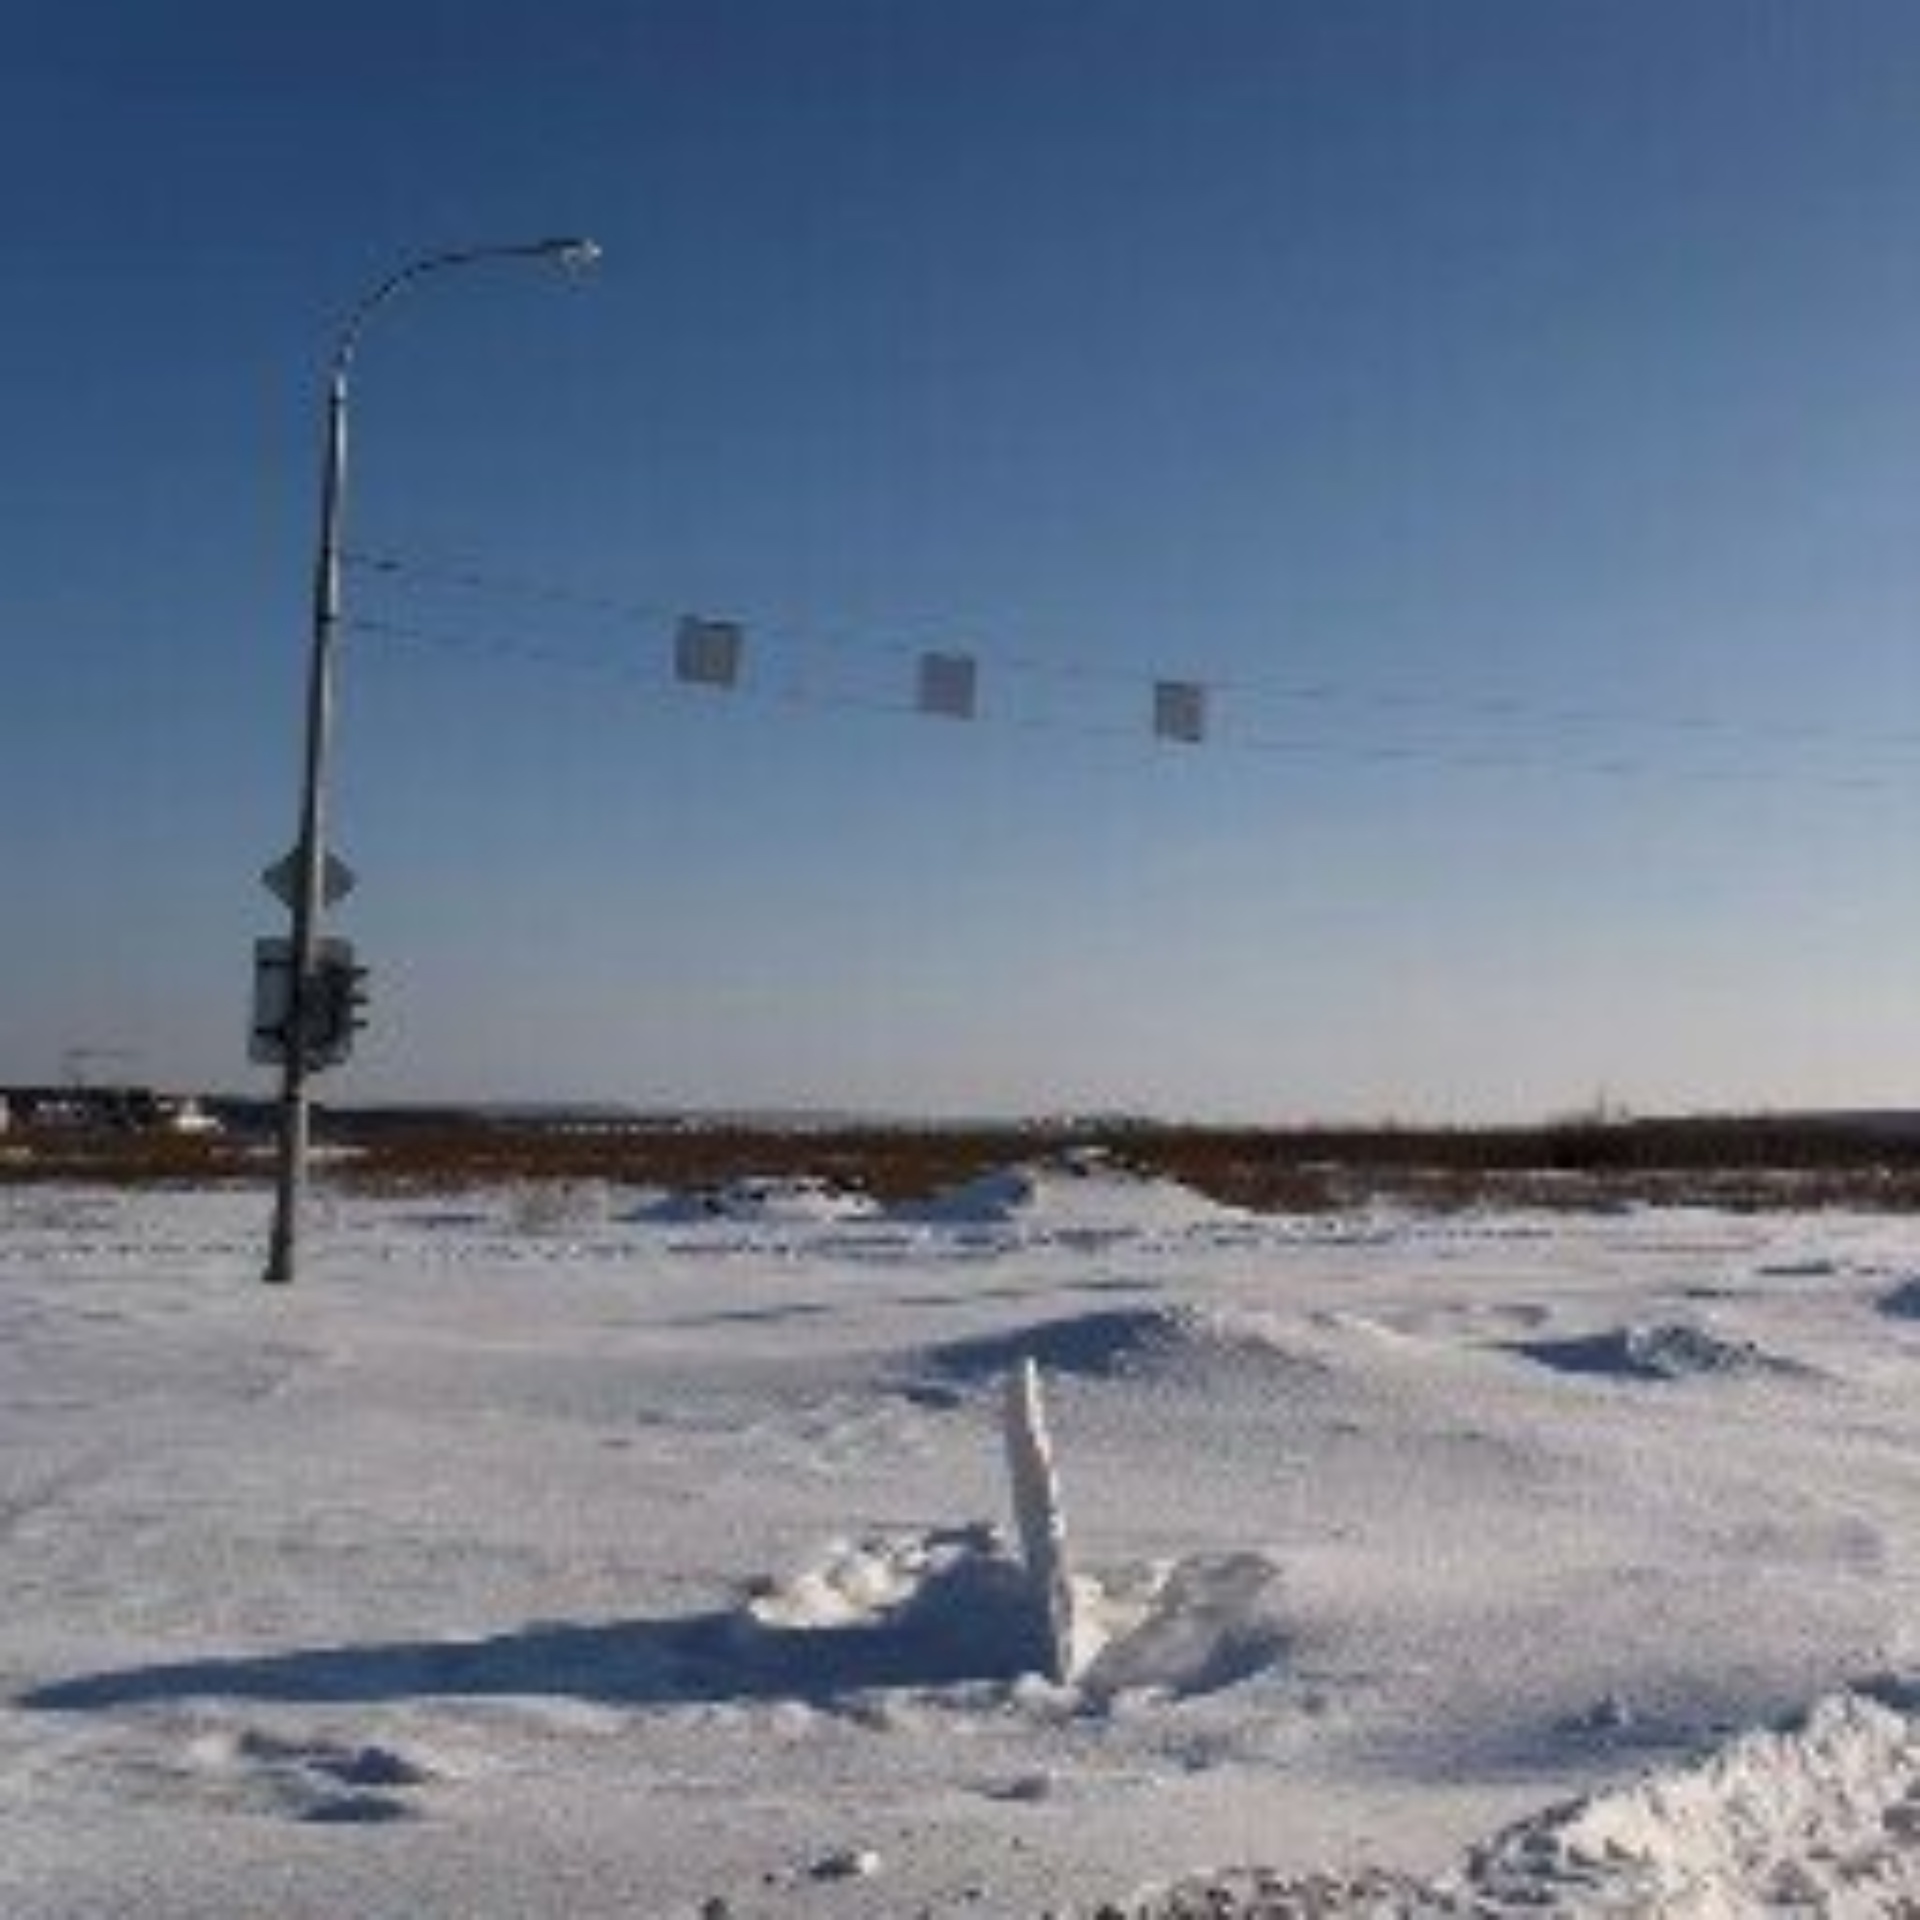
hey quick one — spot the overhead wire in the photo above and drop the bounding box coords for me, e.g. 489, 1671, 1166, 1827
346, 544, 1920, 760
346, 605, 1902, 798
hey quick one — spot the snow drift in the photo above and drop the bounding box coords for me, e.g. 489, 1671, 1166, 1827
924, 1304, 1324, 1387
1514, 1320, 1800, 1384
1458, 1689, 1920, 1912
894, 1155, 1242, 1238
1137, 1690, 1920, 1915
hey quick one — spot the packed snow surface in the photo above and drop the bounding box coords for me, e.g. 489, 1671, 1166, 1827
7, 1169, 1920, 1915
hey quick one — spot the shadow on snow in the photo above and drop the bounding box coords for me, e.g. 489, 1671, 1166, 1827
22, 1611, 1037, 1716
21, 1559, 1043, 1716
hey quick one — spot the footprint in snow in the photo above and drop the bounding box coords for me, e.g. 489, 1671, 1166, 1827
186, 1729, 437, 1824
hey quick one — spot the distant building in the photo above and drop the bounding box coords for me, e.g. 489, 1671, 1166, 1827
0, 1086, 214, 1133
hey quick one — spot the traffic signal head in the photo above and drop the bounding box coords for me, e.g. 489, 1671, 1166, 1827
312, 947, 370, 1064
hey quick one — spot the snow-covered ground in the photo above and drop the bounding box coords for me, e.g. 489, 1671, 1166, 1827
5, 1165, 1920, 1915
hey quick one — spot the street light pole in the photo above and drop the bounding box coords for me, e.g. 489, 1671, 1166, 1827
263, 238, 600, 1286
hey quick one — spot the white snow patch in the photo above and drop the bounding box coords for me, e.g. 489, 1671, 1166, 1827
636, 1176, 879, 1226
1140, 1690, 1920, 1915
895, 1155, 1241, 1237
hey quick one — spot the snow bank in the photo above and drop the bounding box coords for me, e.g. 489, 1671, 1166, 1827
1137, 1690, 1920, 1915
895, 1154, 1240, 1237
925, 1304, 1322, 1387
1459, 1690, 1920, 1912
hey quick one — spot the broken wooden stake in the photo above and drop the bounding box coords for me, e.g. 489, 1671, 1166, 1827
1002, 1356, 1082, 1684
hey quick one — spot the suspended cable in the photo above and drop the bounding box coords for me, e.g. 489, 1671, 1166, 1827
346, 612, 1905, 797
345, 544, 1920, 759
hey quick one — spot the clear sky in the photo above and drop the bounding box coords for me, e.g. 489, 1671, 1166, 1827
8, 0, 1920, 1121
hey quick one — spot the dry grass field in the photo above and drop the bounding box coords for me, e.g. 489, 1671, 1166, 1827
12, 1110, 1920, 1212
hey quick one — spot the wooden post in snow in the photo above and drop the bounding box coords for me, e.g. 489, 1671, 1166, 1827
1002, 1357, 1081, 1685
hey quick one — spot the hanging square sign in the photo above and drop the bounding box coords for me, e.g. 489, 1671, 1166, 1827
674, 616, 744, 688
1153, 678, 1206, 744
917, 650, 978, 720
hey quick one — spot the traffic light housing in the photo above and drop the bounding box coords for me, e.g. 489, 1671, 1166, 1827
313, 947, 370, 1066
250, 938, 369, 1072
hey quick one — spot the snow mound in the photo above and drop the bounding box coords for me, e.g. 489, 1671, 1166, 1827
896, 1155, 1237, 1236
734, 1524, 1040, 1676
1457, 1690, 1920, 1911
1077, 1552, 1288, 1705
730, 1531, 1286, 1707
1514, 1320, 1799, 1384
1135, 1692, 1920, 1915
636, 1176, 878, 1226
924, 1305, 1318, 1387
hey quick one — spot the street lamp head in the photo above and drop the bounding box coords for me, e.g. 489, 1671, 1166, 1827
543, 237, 603, 272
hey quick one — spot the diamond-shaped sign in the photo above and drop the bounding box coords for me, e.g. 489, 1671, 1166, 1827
262, 851, 356, 910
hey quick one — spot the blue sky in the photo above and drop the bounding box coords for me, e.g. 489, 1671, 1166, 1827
8, 0, 1920, 1120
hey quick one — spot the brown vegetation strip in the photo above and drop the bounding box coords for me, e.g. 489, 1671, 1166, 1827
10, 1115, 1920, 1213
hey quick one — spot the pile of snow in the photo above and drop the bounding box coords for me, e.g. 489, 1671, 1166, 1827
730, 1530, 1288, 1708
895, 1152, 1240, 1238
1075, 1552, 1288, 1704
1514, 1319, 1799, 1383
1456, 1690, 1920, 1911
741, 1525, 1029, 1640
1136, 1691, 1920, 1915
635, 1175, 878, 1226
924, 1304, 1321, 1387
727, 1525, 1044, 1687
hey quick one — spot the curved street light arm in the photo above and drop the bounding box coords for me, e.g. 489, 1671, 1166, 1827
330, 237, 601, 385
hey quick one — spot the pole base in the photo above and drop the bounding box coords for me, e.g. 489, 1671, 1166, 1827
262, 1224, 296, 1286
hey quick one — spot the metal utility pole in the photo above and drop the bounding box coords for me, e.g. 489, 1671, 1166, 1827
262, 238, 601, 1286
